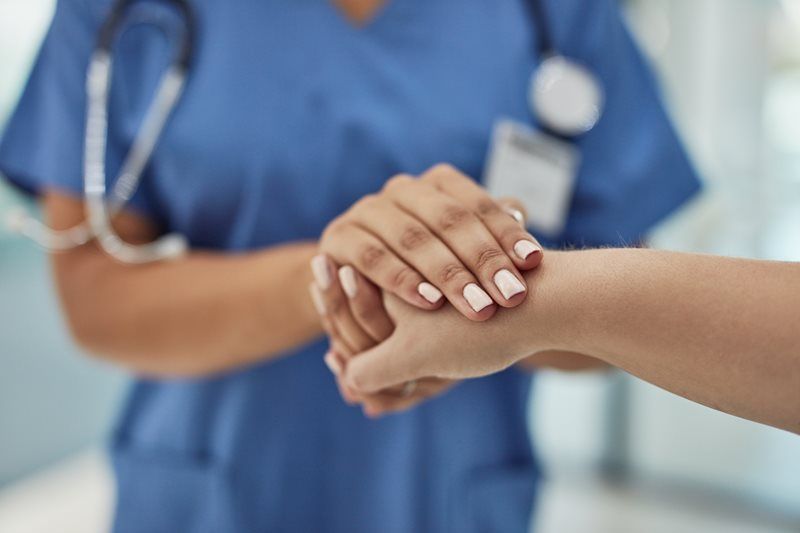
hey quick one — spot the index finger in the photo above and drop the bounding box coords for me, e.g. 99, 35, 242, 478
421, 165, 543, 270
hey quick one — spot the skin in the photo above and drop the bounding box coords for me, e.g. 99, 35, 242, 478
44, 193, 322, 377
40, 1, 596, 384
312, 166, 606, 415
333, 0, 388, 24
318, 164, 543, 322
340, 250, 800, 434
314, 260, 605, 417
44, 166, 537, 377
38, 0, 401, 378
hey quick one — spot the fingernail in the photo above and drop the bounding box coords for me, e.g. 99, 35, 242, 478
311, 255, 332, 289
463, 283, 493, 313
417, 282, 443, 304
324, 352, 342, 375
310, 284, 326, 315
514, 240, 541, 261
339, 266, 358, 298
494, 269, 526, 300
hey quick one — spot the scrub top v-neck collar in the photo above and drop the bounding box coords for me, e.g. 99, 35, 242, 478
323, 0, 398, 33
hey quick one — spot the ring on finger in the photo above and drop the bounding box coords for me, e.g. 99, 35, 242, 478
400, 379, 418, 398
502, 206, 526, 227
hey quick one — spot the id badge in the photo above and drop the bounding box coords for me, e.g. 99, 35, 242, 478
484, 120, 580, 237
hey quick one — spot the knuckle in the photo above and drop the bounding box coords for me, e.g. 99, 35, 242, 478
323, 216, 344, 234
349, 373, 368, 393
428, 163, 457, 177
389, 266, 416, 290
474, 246, 506, 271
475, 199, 501, 219
358, 244, 387, 271
383, 174, 414, 193
439, 263, 469, 284
398, 225, 431, 251
320, 219, 345, 244
438, 205, 471, 232
353, 194, 379, 212
353, 301, 381, 323
327, 295, 345, 315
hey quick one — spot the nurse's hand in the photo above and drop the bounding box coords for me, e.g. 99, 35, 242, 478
309, 261, 457, 417
318, 164, 542, 322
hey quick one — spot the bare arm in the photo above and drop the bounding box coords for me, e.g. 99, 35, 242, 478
549, 249, 800, 432
516, 350, 609, 372
345, 249, 800, 433
46, 193, 321, 378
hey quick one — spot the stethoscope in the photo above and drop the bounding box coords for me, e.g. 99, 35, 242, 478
7, 0, 194, 263
528, 0, 605, 138
6, 0, 602, 264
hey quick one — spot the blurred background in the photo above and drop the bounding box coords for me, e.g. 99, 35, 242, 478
0, 0, 798, 532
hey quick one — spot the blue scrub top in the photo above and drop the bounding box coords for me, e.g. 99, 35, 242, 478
0, 0, 700, 532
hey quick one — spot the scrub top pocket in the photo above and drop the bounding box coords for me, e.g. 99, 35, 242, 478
111, 445, 245, 533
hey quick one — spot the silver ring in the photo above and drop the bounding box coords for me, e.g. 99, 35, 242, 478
503, 206, 526, 227
400, 380, 418, 398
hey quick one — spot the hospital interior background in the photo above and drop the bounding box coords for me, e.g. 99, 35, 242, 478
0, 0, 799, 531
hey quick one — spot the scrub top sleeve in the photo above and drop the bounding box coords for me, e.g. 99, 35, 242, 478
0, 0, 159, 221
551, 0, 702, 247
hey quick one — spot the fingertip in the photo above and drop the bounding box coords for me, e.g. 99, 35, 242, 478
404, 291, 443, 311
338, 265, 358, 298
463, 302, 498, 322
309, 283, 327, 316
513, 239, 543, 269
417, 282, 444, 305
311, 254, 334, 290
362, 405, 380, 419
323, 351, 342, 375
495, 290, 527, 309
527, 248, 544, 269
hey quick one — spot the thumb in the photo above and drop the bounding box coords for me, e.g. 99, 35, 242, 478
343, 336, 422, 394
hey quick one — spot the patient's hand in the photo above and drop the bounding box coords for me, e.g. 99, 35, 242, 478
309, 259, 456, 417
338, 279, 554, 395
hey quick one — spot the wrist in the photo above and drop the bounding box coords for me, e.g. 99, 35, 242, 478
257, 241, 322, 332
511, 251, 587, 358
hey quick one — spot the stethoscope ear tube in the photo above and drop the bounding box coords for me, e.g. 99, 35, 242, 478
5, 0, 194, 263
84, 48, 188, 263
98, 0, 195, 69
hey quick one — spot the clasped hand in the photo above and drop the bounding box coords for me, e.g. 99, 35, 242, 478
309, 164, 544, 417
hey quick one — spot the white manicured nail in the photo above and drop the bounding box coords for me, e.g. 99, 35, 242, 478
311, 255, 332, 289
417, 282, 443, 304
310, 284, 326, 315
514, 240, 541, 261
324, 352, 342, 375
463, 283, 493, 313
339, 266, 358, 298
494, 269, 526, 300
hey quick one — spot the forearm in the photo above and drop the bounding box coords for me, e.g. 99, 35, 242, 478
525, 249, 800, 432
57, 242, 321, 377
517, 351, 609, 372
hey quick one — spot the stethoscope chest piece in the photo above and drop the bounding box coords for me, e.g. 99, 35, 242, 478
529, 55, 604, 137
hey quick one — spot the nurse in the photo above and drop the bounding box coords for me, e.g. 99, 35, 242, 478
0, 2, 699, 533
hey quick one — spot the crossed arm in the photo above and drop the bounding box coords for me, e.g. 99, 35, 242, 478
44, 164, 580, 378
